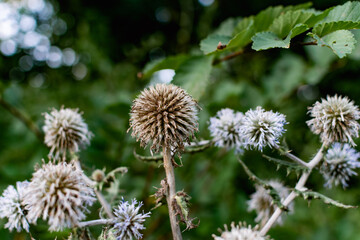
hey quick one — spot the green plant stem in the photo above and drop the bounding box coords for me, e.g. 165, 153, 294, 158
163, 145, 183, 240
260, 144, 325, 236
0, 96, 43, 141
275, 145, 309, 168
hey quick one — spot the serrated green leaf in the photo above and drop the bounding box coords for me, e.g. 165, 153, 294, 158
295, 189, 357, 209
172, 55, 213, 100
308, 30, 356, 58
142, 54, 189, 79
313, 1, 360, 36
262, 154, 308, 173
226, 19, 254, 50
252, 32, 291, 50
213, 17, 242, 36
200, 34, 232, 54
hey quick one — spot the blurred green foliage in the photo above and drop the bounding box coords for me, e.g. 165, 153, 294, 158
1, 0, 360, 239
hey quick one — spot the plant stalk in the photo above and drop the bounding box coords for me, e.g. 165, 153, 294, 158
163, 145, 183, 240
77, 219, 113, 228
260, 144, 325, 236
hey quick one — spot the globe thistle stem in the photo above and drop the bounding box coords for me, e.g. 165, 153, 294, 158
77, 219, 113, 228
73, 158, 115, 219
163, 145, 183, 240
260, 144, 325, 236
274, 145, 309, 168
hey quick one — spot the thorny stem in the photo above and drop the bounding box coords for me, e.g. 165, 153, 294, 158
73, 158, 115, 219
163, 145, 183, 240
77, 219, 113, 228
260, 144, 325, 236
275, 145, 309, 168
0, 95, 43, 141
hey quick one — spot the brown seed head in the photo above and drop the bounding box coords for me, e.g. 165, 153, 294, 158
129, 84, 199, 153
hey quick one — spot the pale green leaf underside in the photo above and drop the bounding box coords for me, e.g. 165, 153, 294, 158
142, 54, 189, 79
172, 55, 213, 100
200, 35, 232, 54
252, 32, 291, 50
308, 30, 356, 58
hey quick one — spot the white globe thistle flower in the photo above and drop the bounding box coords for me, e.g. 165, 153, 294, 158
111, 198, 151, 240
212, 222, 271, 240
241, 107, 287, 151
23, 161, 96, 231
209, 108, 247, 153
0, 181, 29, 232
43, 107, 93, 159
247, 180, 292, 226
321, 143, 360, 189
307, 95, 360, 146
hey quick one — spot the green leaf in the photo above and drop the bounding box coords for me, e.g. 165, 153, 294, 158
238, 158, 288, 211
172, 55, 213, 100
294, 189, 357, 209
226, 19, 254, 50
252, 32, 291, 51
200, 34, 232, 54
142, 54, 189, 79
262, 154, 308, 175
308, 30, 357, 58
313, 1, 360, 36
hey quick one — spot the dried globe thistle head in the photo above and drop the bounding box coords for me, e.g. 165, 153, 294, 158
43, 106, 93, 160
247, 180, 292, 226
129, 84, 199, 154
111, 198, 151, 240
23, 161, 96, 231
307, 95, 360, 146
241, 106, 287, 151
208, 108, 247, 153
212, 222, 271, 240
0, 181, 30, 232
321, 143, 360, 189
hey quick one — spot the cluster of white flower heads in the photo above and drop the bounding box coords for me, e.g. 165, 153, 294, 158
111, 198, 151, 240
209, 108, 247, 153
43, 107, 92, 159
321, 143, 360, 189
241, 107, 287, 151
307, 95, 360, 146
247, 180, 292, 226
212, 222, 271, 240
0, 181, 29, 232
23, 161, 96, 231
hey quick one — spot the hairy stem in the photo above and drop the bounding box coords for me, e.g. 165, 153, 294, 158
77, 219, 113, 228
163, 145, 183, 240
260, 144, 325, 236
0, 96, 43, 141
73, 158, 115, 218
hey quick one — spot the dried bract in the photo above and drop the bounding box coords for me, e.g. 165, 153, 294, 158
129, 84, 199, 153
307, 95, 360, 146
23, 161, 96, 231
43, 107, 92, 159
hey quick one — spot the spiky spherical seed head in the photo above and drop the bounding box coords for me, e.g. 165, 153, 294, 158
247, 180, 292, 226
212, 222, 271, 240
22, 161, 96, 231
129, 84, 199, 154
241, 107, 287, 151
111, 198, 151, 240
209, 108, 247, 153
0, 181, 29, 232
43, 107, 93, 159
307, 95, 360, 146
321, 143, 360, 189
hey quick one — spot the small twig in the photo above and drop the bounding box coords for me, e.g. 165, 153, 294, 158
299, 41, 318, 46
212, 49, 245, 65
163, 145, 183, 240
275, 146, 310, 168
77, 219, 113, 228
260, 144, 325, 236
0, 96, 43, 141
73, 158, 115, 219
